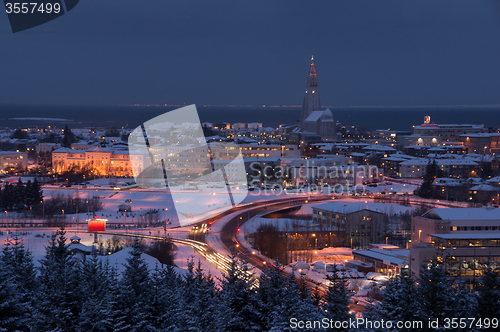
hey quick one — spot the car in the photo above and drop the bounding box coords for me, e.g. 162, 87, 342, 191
125, 199, 132, 203
368, 183, 378, 187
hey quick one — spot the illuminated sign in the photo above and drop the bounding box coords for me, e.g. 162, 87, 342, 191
87, 217, 106, 232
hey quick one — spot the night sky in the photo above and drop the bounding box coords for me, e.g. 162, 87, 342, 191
1, 0, 500, 107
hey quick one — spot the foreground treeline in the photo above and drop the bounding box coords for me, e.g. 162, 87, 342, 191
1, 232, 499, 332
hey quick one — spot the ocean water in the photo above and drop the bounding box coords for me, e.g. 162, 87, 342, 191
0, 104, 499, 131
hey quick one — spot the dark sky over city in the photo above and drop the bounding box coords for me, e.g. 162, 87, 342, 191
1, 0, 500, 107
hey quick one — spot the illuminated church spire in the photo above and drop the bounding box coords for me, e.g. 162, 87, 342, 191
300, 55, 321, 125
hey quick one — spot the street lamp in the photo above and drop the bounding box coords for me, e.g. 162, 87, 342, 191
418, 229, 422, 243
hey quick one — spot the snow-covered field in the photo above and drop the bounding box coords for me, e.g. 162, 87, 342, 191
34, 180, 310, 228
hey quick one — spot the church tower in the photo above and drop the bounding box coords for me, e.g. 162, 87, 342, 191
300, 56, 321, 125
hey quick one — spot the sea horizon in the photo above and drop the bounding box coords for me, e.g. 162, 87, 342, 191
1, 103, 499, 132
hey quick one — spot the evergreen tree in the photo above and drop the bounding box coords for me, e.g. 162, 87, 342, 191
25, 180, 34, 208
266, 270, 323, 331
256, 264, 286, 328
78, 249, 113, 332
33, 178, 43, 205
149, 264, 182, 331
104, 259, 124, 332
323, 271, 351, 327
180, 260, 222, 331
25, 178, 43, 209
477, 266, 500, 318
416, 259, 456, 329
418, 159, 444, 198
62, 125, 75, 148
452, 282, 478, 323
14, 178, 26, 211
3, 182, 15, 211
377, 271, 421, 331
0, 185, 4, 211
219, 256, 260, 332
34, 230, 82, 332
0, 235, 35, 331
114, 238, 152, 332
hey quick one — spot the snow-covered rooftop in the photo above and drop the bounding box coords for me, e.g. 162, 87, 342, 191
469, 184, 498, 192
426, 207, 500, 221
429, 233, 500, 240
311, 202, 411, 215
353, 249, 408, 265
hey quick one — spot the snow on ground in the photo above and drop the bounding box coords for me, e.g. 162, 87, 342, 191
38, 184, 308, 228
1, 176, 39, 183
100, 246, 186, 277
0, 230, 99, 267
0, 230, 186, 277
35, 178, 418, 230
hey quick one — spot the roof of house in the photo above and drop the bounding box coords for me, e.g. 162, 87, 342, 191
353, 249, 408, 265
312, 202, 386, 215
486, 176, 500, 185
469, 184, 498, 192
429, 233, 500, 240
425, 207, 500, 221
68, 243, 93, 253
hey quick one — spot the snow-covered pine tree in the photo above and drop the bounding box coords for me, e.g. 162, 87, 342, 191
35, 230, 82, 332
219, 255, 260, 332
149, 264, 182, 331
323, 270, 351, 326
103, 259, 124, 332
256, 264, 286, 329
416, 259, 456, 327
25, 180, 34, 208
477, 266, 500, 318
265, 268, 324, 332
114, 238, 152, 332
376, 270, 421, 330
77, 248, 113, 332
0, 235, 34, 331
180, 260, 222, 331
452, 281, 478, 327
14, 178, 26, 211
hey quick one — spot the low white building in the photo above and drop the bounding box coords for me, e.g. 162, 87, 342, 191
411, 207, 500, 245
